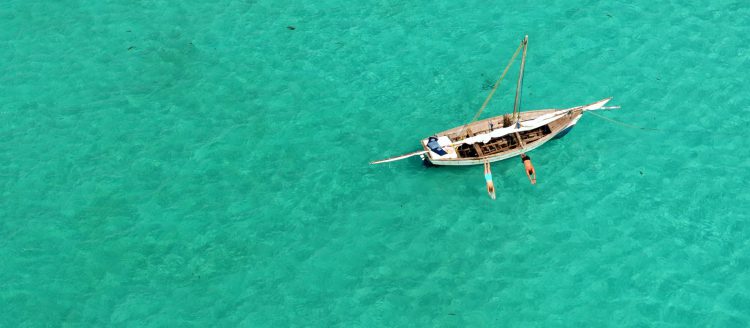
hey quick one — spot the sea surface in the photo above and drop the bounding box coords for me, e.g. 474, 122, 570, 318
2, 0, 749, 326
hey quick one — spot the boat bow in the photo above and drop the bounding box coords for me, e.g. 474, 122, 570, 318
577, 97, 613, 112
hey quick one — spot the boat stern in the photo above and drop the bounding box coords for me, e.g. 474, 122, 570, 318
422, 135, 458, 162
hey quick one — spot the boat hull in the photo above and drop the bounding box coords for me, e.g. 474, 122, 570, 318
422, 98, 608, 166
553, 124, 575, 139
368, 98, 612, 166
426, 113, 581, 166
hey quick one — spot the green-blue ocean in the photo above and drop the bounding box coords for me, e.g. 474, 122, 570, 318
2, 0, 749, 326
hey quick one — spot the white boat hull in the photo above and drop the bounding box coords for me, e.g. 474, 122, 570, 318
426, 114, 581, 166
423, 98, 607, 166
369, 98, 615, 166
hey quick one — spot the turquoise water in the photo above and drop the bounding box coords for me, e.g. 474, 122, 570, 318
2, 0, 750, 326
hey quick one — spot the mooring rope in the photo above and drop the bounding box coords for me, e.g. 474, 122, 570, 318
587, 110, 740, 137
586, 110, 660, 131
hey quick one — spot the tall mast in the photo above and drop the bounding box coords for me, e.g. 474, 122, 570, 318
455, 39, 524, 138
512, 35, 528, 123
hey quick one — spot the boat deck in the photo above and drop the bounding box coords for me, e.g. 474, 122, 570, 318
423, 108, 581, 164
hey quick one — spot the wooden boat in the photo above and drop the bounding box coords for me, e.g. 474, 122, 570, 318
371, 36, 618, 166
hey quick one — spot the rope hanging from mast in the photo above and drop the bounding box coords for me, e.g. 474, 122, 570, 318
456, 39, 525, 137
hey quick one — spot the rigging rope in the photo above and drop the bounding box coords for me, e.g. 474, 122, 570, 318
511, 37, 528, 124
456, 42, 525, 137
587, 111, 741, 137
586, 111, 660, 131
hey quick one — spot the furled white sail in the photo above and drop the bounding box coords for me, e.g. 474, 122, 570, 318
452, 98, 612, 147
453, 112, 565, 146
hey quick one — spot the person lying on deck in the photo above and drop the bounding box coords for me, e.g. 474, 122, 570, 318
484, 160, 496, 199
521, 153, 537, 185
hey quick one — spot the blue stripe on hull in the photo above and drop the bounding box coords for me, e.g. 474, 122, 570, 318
553, 125, 575, 139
